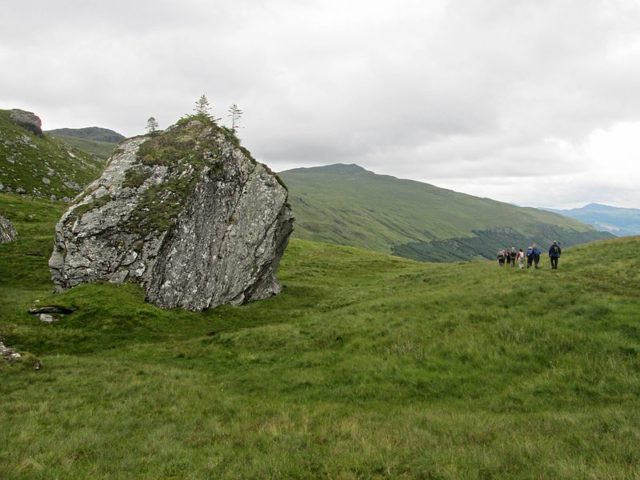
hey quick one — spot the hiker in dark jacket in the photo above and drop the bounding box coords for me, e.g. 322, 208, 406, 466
526, 246, 534, 268
532, 244, 542, 268
510, 247, 517, 267
497, 249, 506, 266
548, 241, 562, 269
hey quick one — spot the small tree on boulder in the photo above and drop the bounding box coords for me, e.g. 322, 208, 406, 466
227, 104, 243, 133
194, 94, 212, 118
146, 117, 159, 134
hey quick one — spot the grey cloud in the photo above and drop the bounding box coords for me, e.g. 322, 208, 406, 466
2, 0, 640, 207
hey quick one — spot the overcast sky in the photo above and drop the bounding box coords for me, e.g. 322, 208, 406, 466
2, 0, 640, 208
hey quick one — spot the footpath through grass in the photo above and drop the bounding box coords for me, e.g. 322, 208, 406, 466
1, 193, 639, 479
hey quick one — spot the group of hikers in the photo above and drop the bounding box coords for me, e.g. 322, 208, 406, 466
497, 241, 562, 270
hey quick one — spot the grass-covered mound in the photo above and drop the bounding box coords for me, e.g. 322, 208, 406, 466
1, 192, 639, 479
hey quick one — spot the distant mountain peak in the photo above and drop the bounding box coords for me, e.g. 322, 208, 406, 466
281, 163, 371, 175
279, 163, 611, 262
322, 163, 368, 173
46, 127, 125, 143
553, 203, 640, 237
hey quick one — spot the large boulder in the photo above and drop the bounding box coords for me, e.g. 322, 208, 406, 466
49, 117, 294, 311
10, 109, 43, 136
0, 214, 17, 243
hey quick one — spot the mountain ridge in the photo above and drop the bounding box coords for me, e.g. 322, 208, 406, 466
46, 127, 125, 160
549, 203, 640, 236
46, 126, 125, 143
279, 163, 611, 262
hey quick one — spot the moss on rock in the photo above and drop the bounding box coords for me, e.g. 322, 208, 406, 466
126, 116, 232, 235
122, 166, 153, 189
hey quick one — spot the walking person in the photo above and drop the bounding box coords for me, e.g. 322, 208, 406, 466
526, 245, 534, 268
510, 247, 517, 267
516, 248, 526, 269
497, 249, 506, 267
549, 240, 562, 269
532, 243, 542, 268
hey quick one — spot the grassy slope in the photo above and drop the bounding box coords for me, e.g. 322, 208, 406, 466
46, 133, 118, 161
0, 110, 105, 199
45, 127, 125, 143
1, 193, 639, 479
280, 164, 609, 260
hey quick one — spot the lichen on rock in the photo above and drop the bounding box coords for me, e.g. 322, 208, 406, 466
0, 339, 41, 370
0, 214, 17, 243
49, 115, 294, 311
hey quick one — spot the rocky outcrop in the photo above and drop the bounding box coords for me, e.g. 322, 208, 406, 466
49, 117, 294, 311
0, 214, 17, 243
10, 109, 43, 136
1, 339, 42, 370
0, 340, 21, 361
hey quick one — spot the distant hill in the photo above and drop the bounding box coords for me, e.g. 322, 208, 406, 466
47, 127, 125, 160
46, 127, 125, 143
550, 203, 640, 237
0, 109, 105, 200
279, 164, 612, 262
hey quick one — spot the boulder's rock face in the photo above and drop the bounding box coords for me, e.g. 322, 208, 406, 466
49, 118, 294, 311
10, 109, 43, 136
0, 214, 17, 243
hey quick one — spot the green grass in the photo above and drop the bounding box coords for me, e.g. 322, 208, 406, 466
1, 193, 639, 479
0, 110, 105, 199
45, 127, 124, 144
46, 134, 118, 161
280, 164, 611, 261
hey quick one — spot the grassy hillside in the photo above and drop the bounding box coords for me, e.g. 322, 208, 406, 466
0, 110, 105, 199
1, 192, 639, 479
280, 164, 611, 261
46, 127, 125, 143
45, 134, 118, 161
47, 127, 125, 161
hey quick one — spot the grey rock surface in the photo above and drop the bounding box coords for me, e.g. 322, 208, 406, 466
38, 313, 58, 323
0, 214, 18, 243
49, 118, 294, 311
9, 109, 43, 136
0, 340, 21, 360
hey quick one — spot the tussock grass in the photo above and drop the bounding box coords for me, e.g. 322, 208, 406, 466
1, 193, 639, 479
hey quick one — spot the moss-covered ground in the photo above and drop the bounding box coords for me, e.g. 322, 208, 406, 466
1, 192, 639, 479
